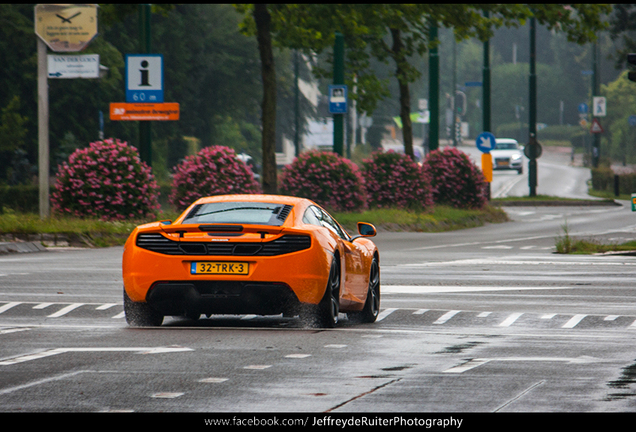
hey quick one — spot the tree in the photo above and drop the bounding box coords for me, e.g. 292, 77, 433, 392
269, 4, 610, 158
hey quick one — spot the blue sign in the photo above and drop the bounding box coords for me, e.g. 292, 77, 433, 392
125, 54, 164, 103
328, 85, 348, 114
629, 115, 636, 127
476, 132, 496, 153
464, 81, 483, 87
578, 103, 588, 114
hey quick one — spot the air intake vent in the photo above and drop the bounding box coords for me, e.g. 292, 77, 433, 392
277, 205, 293, 222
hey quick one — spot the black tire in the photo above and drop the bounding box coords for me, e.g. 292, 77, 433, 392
124, 288, 163, 327
348, 257, 380, 323
302, 258, 340, 328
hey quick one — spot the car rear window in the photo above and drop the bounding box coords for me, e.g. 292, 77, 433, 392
182, 202, 292, 226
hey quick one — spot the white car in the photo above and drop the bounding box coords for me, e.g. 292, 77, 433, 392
491, 138, 524, 174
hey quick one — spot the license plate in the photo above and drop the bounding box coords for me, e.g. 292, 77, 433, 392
191, 262, 249, 275
498, 160, 509, 166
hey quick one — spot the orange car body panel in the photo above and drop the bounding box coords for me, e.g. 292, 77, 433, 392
122, 194, 378, 315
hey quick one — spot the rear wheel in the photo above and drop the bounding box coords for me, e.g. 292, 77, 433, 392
348, 257, 380, 323
302, 258, 340, 328
124, 288, 163, 327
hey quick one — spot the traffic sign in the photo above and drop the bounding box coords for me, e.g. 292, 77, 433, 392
590, 118, 604, 134
629, 115, 636, 127
328, 85, 347, 114
35, 4, 98, 52
110, 103, 179, 121
578, 103, 588, 114
126, 55, 164, 103
47, 54, 99, 79
593, 96, 607, 117
475, 132, 496, 153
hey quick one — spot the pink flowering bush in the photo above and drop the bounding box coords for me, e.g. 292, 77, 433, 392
362, 150, 433, 210
169, 145, 261, 211
51, 138, 160, 220
279, 150, 366, 212
422, 147, 488, 209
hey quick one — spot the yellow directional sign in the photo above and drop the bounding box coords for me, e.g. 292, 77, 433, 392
481, 153, 493, 183
35, 4, 98, 52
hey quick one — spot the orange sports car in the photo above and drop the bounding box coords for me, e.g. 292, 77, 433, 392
122, 194, 380, 328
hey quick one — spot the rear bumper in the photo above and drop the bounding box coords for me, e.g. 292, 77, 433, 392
122, 233, 331, 314
145, 280, 301, 316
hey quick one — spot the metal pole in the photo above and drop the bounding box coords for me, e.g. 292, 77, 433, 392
528, 17, 537, 197
139, 4, 152, 165
37, 38, 50, 219
333, 32, 345, 156
592, 38, 600, 168
294, 50, 300, 157
482, 12, 491, 133
428, 23, 439, 151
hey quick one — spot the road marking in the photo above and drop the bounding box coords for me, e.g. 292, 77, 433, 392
96, 303, 117, 310
444, 356, 601, 374
151, 392, 184, 399
285, 354, 311, 359
33, 303, 53, 309
499, 312, 523, 327
434, 310, 460, 324
541, 313, 557, 319
604, 315, 619, 321
376, 308, 397, 322
0, 302, 21, 314
199, 377, 229, 383
324, 344, 347, 348
562, 314, 587, 328
478, 312, 491, 318
383, 285, 571, 294
0, 346, 193, 366
243, 365, 272, 370
412, 309, 428, 315
47, 303, 83, 317
482, 245, 513, 249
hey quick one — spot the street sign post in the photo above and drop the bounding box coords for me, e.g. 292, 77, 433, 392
593, 96, 607, 117
590, 118, 604, 134
328, 85, 348, 114
475, 131, 496, 153
47, 54, 99, 78
126, 54, 164, 103
110, 103, 179, 121
35, 4, 98, 52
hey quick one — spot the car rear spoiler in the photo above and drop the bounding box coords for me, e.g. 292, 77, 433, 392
160, 224, 284, 238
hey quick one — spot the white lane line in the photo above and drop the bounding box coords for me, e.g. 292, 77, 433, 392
477, 312, 491, 318
604, 315, 619, 321
33, 303, 53, 309
376, 308, 398, 322
0, 346, 193, 366
562, 314, 587, 328
383, 285, 572, 294
112, 311, 125, 319
444, 359, 490, 373
96, 303, 117, 310
284, 354, 311, 359
47, 303, 83, 317
151, 392, 184, 399
198, 377, 229, 383
541, 313, 557, 319
499, 312, 523, 327
434, 310, 460, 324
412, 309, 429, 315
243, 365, 272, 370
0, 302, 21, 314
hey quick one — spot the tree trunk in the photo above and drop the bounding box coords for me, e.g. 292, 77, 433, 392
254, 4, 277, 194
390, 27, 414, 159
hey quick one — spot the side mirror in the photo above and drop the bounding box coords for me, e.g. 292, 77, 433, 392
351, 222, 376, 241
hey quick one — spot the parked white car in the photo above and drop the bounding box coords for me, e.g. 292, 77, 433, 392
491, 138, 524, 174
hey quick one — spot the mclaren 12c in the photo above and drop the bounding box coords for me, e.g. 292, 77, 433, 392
122, 194, 380, 328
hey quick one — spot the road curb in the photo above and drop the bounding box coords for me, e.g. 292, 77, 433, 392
493, 199, 620, 207
0, 241, 48, 255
